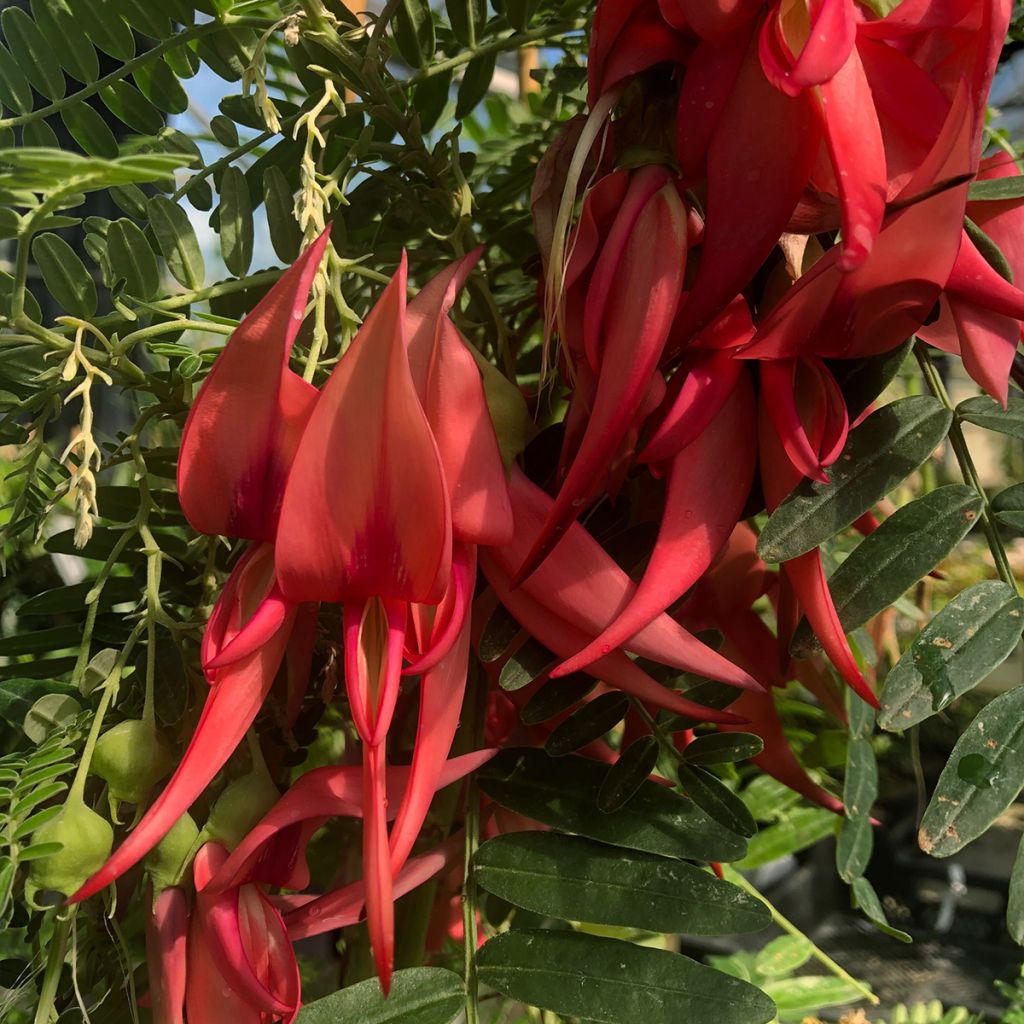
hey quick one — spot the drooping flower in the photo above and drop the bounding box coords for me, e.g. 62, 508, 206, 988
71, 231, 332, 904
274, 251, 510, 991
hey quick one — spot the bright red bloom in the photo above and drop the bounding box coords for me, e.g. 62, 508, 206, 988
145, 886, 188, 1024
71, 232, 331, 904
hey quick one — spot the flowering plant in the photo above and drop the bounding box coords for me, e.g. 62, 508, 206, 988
1, 1, 1023, 1021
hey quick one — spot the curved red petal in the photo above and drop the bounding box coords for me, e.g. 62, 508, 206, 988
178, 231, 328, 542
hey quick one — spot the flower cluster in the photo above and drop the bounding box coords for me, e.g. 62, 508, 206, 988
63, 0, 1024, 1018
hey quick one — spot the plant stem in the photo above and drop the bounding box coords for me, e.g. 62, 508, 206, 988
914, 343, 1019, 592
721, 865, 879, 1006
33, 909, 74, 1024
462, 662, 486, 1024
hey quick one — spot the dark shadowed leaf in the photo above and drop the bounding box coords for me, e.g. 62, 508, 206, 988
521, 673, 596, 726
598, 735, 659, 812
498, 636, 555, 691
479, 748, 747, 861
544, 692, 629, 756
676, 763, 756, 838
683, 732, 764, 766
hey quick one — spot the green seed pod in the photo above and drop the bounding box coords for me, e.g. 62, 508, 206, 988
202, 765, 280, 850
144, 811, 200, 894
90, 719, 174, 806
27, 798, 113, 896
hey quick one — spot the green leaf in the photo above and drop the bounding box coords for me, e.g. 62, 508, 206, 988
757, 396, 952, 563
0, 657, 77, 682
456, 53, 496, 119
61, 104, 119, 158
993, 483, 1024, 531
479, 748, 748, 862
392, 0, 435, 69
74, 0, 135, 60
446, 0, 485, 46
879, 582, 1024, 731
598, 735, 660, 812
762, 975, 868, 1016
498, 636, 555, 691
754, 936, 813, 978
0, 626, 83, 656
836, 816, 872, 883
851, 876, 911, 942
113, 0, 172, 39
107, 218, 160, 299
219, 165, 253, 277
675, 763, 756, 838
210, 113, 239, 148
12, 805, 63, 840
31, 0, 100, 83
474, 833, 769, 934
295, 967, 463, 1023
23, 694, 80, 743
413, 71, 453, 133
957, 389, 1024, 440
683, 733, 764, 766
196, 28, 256, 83
31, 233, 97, 317
18, 841, 65, 861
505, 0, 541, 29
965, 217, 1014, 284
476, 930, 776, 1024
920, 687, 1024, 858
263, 165, 302, 263
791, 486, 982, 656
521, 673, 597, 727
968, 176, 1024, 202
148, 195, 204, 290
17, 577, 138, 616
1, 8, 65, 101
478, 601, 522, 662
133, 60, 189, 115
110, 182, 149, 219
100, 80, 165, 135
544, 692, 629, 757
735, 806, 837, 869
1008, 831, 1024, 945
0, 43, 34, 114
22, 120, 59, 149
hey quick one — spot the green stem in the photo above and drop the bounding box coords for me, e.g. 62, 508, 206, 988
68, 621, 145, 803
914, 343, 1019, 592
405, 22, 584, 84
33, 909, 74, 1024
721, 866, 879, 1006
0, 18, 275, 130
462, 663, 486, 1024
